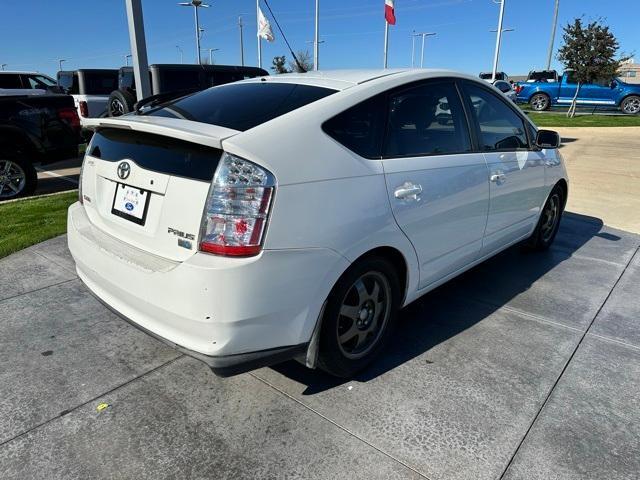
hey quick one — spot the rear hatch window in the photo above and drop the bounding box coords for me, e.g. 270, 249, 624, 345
83, 72, 119, 95
145, 81, 336, 131
89, 128, 222, 181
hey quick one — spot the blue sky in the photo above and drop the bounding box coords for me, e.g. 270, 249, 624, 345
1, 0, 638, 77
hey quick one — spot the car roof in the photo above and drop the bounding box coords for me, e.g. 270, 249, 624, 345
244, 69, 481, 91
0, 71, 40, 75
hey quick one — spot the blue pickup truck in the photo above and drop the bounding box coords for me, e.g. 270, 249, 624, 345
515, 70, 640, 114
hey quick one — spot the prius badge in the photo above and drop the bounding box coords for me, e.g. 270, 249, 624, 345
117, 161, 131, 180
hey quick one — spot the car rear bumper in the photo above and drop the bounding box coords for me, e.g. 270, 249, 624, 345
67, 202, 349, 375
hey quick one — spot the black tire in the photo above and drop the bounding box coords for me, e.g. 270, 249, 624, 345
108, 90, 136, 117
529, 93, 550, 111
0, 152, 37, 200
620, 95, 640, 115
318, 256, 401, 378
525, 185, 564, 251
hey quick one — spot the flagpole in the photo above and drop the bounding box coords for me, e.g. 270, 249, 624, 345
257, 0, 262, 68
313, 0, 319, 70
383, 21, 389, 68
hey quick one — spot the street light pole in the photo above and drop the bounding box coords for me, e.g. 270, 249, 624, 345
412, 32, 436, 68
208, 48, 220, 64
58, 59, 66, 71
411, 30, 416, 67
176, 45, 184, 64
124, 54, 132, 66
125, 0, 151, 101
178, 1, 210, 65
238, 15, 245, 66
491, 0, 506, 82
1, 64, 7, 71
314, 0, 319, 70
546, 0, 560, 70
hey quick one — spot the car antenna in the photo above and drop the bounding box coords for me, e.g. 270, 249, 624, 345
262, 0, 306, 73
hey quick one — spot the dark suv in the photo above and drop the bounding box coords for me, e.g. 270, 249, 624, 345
107, 64, 268, 116
0, 71, 62, 95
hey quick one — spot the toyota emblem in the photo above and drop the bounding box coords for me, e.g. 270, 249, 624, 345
117, 161, 131, 180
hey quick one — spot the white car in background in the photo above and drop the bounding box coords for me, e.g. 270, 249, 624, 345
492, 79, 518, 102
68, 69, 568, 378
57, 69, 119, 122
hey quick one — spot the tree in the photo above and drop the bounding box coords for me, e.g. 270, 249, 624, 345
557, 18, 629, 117
271, 55, 291, 74
288, 50, 313, 73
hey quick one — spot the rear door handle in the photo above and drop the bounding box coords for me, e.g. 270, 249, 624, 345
394, 182, 423, 200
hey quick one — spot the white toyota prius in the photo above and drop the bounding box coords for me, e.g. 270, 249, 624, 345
68, 69, 568, 377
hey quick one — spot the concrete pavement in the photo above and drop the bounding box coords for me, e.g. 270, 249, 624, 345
556, 127, 640, 234
0, 213, 639, 479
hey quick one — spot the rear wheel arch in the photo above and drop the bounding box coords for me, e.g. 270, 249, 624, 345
350, 246, 408, 303
0, 128, 37, 156
305, 245, 410, 371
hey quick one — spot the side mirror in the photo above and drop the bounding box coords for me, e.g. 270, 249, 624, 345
535, 129, 560, 149
610, 80, 617, 89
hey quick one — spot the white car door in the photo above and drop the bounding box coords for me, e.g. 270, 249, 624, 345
381, 80, 490, 289
462, 81, 547, 253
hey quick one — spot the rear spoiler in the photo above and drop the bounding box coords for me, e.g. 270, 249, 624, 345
80, 116, 240, 150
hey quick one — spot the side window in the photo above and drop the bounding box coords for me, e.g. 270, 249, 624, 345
57, 73, 78, 94
564, 71, 577, 84
0, 74, 22, 89
494, 81, 511, 93
323, 95, 386, 158
464, 83, 529, 151
384, 81, 471, 157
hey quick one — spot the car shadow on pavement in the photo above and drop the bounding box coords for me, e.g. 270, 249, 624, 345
270, 211, 618, 394
559, 137, 578, 149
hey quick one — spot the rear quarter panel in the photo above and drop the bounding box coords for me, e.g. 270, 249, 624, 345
517, 82, 560, 103
223, 83, 422, 304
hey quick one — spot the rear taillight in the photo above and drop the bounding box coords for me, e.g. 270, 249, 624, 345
199, 152, 275, 257
58, 106, 81, 130
78, 101, 88, 117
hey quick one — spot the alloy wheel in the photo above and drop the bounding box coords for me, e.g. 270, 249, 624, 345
0, 160, 27, 199
111, 98, 125, 116
541, 193, 560, 242
531, 94, 549, 111
623, 97, 640, 115
336, 271, 392, 360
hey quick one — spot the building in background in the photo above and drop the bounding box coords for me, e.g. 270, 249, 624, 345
619, 58, 639, 84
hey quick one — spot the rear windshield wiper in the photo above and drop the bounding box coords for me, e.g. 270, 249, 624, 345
134, 88, 200, 114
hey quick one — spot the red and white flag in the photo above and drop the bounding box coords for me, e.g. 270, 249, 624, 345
385, 0, 396, 25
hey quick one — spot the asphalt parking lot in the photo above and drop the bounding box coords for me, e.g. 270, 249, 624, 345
1, 212, 639, 479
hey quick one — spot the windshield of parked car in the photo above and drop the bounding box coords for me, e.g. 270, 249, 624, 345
27, 75, 57, 89
145, 81, 336, 132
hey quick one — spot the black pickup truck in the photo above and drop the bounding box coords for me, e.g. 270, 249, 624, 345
0, 94, 81, 199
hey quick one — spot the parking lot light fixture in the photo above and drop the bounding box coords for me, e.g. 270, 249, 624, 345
547, 0, 560, 70
1, 64, 7, 71
207, 48, 220, 64
58, 59, 66, 71
412, 32, 436, 68
178, 0, 210, 65
490, 0, 507, 82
